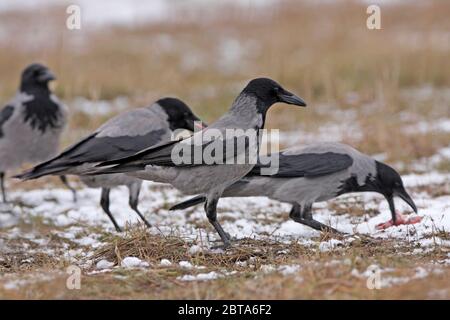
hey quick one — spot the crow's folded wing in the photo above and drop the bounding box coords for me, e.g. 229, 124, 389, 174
97, 130, 257, 171
0, 105, 14, 138
249, 152, 353, 178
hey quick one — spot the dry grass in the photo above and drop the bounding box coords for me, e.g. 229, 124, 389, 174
1, 224, 449, 299
2, 268, 449, 299
92, 226, 314, 269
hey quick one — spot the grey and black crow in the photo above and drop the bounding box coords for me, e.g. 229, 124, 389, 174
92, 78, 307, 247
171, 142, 418, 233
17, 97, 204, 232
0, 63, 74, 202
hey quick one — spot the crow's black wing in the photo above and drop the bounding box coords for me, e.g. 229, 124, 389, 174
16, 129, 167, 179
0, 105, 14, 138
97, 132, 256, 172
249, 152, 353, 178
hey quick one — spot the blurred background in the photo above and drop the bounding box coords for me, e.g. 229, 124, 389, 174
0, 0, 449, 173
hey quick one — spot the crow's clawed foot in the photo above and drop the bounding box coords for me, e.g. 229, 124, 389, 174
113, 225, 123, 233
351, 233, 383, 245
209, 232, 237, 250
212, 238, 251, 250
211, 240, 232, 250
291, 216, 344, 236
321, 226, 344, 235
144, 221, 152, 229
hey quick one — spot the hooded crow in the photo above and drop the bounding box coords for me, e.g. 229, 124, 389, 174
16, 97, 204, 232
170, 142, 418, 234
92, 78, 307, 247
0, 63, 73, 202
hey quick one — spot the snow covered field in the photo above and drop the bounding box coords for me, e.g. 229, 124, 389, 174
0, 166, 448, 298
2, 172, 449, 242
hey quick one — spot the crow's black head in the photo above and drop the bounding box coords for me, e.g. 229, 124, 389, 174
242, 77, 307, 114
19, 64, 61, 133
157, 97, 206, 132
20, 63, 56, 91
375, 161, 417, 223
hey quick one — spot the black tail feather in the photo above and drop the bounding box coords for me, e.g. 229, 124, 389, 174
84, 163, 145, 175
170, 195, 206, 211
14, 164, 70, 180
98, 139, 179, 168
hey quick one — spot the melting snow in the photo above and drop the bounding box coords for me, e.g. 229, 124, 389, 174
1, 169, 448, 247
178, 271, 223, 282
260, 264, 301, 276
96, 259, 115, 270
160, 259, 172, 266
179, 261, 194, 269
121, 257, 149, 269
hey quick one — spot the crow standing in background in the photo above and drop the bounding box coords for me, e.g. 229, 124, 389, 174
17, 97, 205, 232
0, 63, 75, 202
171, 142, 418, 233
92, 78, 307, 247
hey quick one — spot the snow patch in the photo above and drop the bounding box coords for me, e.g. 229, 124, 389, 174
179, 261, 193, 269
96, 259, 115, 270
178, 271, 222, 282
120, 257, 149, 269
160, 259, 172, 266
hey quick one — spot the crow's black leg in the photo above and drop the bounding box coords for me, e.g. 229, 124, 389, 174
301, 204, 342, 233
289, 203, 301, 218
289, 203, 341, 234
100, 188, 122, 232
60, 175, 77, 202
0, 172, 7, 203
205, 196, 231, 248
128, 183, 151, 228
301, 204, 315, 220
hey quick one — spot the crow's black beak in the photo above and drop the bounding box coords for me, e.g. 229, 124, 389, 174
38, 69, 56, 82
186, 118, 207, 132
385, 194, 397, 224
395, 188, 418, 213
277, 89, 307, 107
